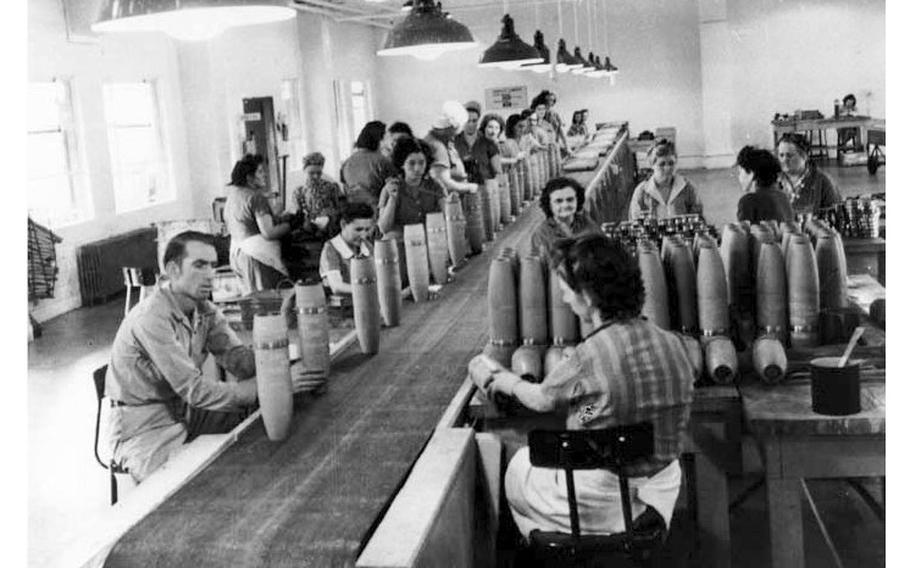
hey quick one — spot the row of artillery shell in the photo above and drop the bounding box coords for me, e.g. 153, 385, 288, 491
486, 251, 579, 367
510, 344, 577, 383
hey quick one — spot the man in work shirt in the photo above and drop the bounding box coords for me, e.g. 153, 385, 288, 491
105, 231, 262, 482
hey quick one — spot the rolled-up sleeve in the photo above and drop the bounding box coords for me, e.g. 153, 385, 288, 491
133, 313, 256, 411
206, 310, 257, 380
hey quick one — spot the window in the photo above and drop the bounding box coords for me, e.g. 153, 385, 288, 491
350, 80, 370, 137
27, 81, 91, 228
103, 81, 173, 213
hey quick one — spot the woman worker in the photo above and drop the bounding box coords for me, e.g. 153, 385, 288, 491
340, 121, 397, 206
776, 133, 842, 217
736, 146, 795, 223
292, 151, 344, 239
377, 137, 448, 239
319, 202, 376, 296
628, 139, 703, 220
476, 113, 506, 232
224, 154, 291, 293
529, 176, 598, 265
468, 233, 695, 539
502, 114, 531, 206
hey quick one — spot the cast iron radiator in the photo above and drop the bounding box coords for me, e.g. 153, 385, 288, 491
76, 227, 158, 306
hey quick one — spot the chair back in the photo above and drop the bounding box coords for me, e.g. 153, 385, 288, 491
93, 365, 109, 471
529, 422, 655, 472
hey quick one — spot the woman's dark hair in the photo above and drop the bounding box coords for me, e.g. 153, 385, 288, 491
505, 114, 524, 139
391, 136, 432, 173
354, 120, 387, 151
388, 121, 413, 138
647, 139, 676, 162
571, 111, 584, 125
551, 233, 645, 321
736, 146, 782, 187
776, 132, 810, 157
843, 93, 857, 107
531, 91, 551, 109
339, 201, 375, 224
520, 109, 535, 120
539, 176, 586, 219
163, 231, 216, 268
228, 154, 265, 187
479, 113, 505, 138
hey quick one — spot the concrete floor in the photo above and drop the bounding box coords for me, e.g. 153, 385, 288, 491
27, 161, 885, 567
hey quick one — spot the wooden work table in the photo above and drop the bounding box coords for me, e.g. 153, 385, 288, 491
102, 194, 546, 567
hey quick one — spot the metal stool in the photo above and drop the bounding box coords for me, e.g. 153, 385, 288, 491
92, 365, 130, 505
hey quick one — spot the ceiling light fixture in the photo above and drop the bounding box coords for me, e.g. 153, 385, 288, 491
91, 0, 295, 42
478, 13, 543, 69
569, 0, 591, 74
553, 0, 579, 72
378, 0, 476, 61
520, 30, 552, 73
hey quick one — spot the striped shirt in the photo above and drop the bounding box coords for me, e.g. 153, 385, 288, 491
540, 317, 696, 477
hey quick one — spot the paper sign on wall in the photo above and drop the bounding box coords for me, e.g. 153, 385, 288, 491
240, 112, 262, 121
485, 86, 528, 111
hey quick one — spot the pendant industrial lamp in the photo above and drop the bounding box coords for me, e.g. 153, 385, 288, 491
519, 31, 552, 73
585, 0, 607, 77
378, 0, 476, 61
554, 0, 581, 72
91, 0, 295, 42
599, 0, 619, 81
520, 3, 551, 73
570, 0, 593, 75
478, 11, 543, 69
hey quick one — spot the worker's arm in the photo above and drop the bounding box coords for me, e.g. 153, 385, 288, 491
255, 211, 291, 240
376, 180, 399, 235
428, 165, 478, 195
134, 312, 257, 411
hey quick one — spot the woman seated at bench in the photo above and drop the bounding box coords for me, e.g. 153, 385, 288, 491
469, 233, 696, 538
319, 202, 376, 296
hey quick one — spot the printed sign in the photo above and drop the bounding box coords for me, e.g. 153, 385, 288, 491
240, 112, 262, 121
485, 86, 528, 111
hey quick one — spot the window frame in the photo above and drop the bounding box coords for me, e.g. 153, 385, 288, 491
27, 79, 92, 228
102, 79, 175, 214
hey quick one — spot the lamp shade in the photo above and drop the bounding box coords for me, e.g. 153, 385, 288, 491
571, 46, 594, 74
603, 56, 619, 74
554, 38, 582, 72
585, 52, 606, 77
378, 0, 476, 60
520, 30, 552, 73
478, 14, 543, 69
91, 0, 295, 42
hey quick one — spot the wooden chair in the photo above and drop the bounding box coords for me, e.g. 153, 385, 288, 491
122, 267, 158, 317
92, 364, 130, 505
522, 422, 668, 567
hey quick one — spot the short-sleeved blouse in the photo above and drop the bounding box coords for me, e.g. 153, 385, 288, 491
224, 185, 271, 241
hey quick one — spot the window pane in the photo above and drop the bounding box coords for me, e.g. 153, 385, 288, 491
28, 132, 69, 180
110, 127, 157, 168
103, 83, 154, 125
28, 83, 64, 132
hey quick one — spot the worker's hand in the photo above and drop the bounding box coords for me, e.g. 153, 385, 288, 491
382, 177, 401, 199
465, 182, 479, 194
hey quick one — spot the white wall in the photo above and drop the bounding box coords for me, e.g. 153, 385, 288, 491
28, 0, 380, 322
374, 0, 884, 168
374, 0, 706, 164
29, 0, 192, 321
726, 0, 886, 149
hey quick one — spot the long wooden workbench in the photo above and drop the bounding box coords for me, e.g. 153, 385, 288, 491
102, 197, 547, 567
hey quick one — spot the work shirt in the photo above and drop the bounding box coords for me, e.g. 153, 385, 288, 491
529, 213, 599, 265
319, 234, 374, 290
628, 175, 703, 220
424, 131, 468, 182
454, 134, 500, 183
377, 177, 446, 236
778, 164, 842, 216
293, 176, 344, 236
106, 282, 257, 481
505, 318, 696, 537
224, 185, 271, 241
738, 185, 795, 224
340, 148, 396, 205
